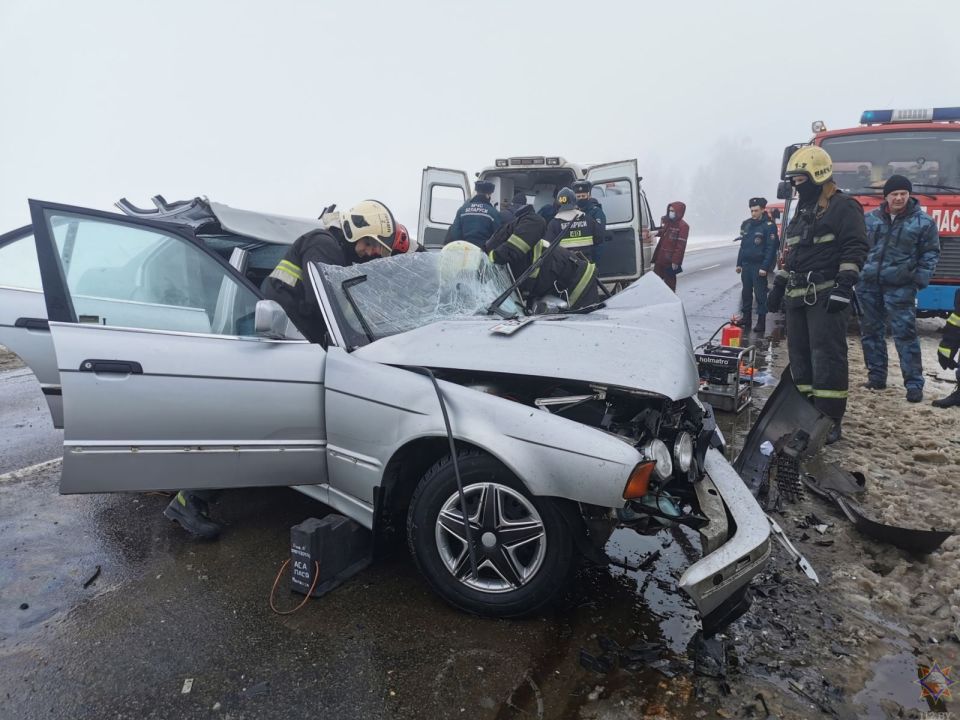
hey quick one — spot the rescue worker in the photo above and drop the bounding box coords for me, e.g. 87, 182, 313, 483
544, 187, 602, 261
573, 180, 607, 260
163, 200, 404, 540
735, 197, 779, 333
487, 192, 599, 310
445, 180, 503, 249
767, 146, 868, 444
858, 175, 941, 402
652, 202, 689, 292
933, 289, 960, 408
261, 199, 400, 343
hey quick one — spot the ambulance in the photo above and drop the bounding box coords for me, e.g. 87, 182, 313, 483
418, 157, 655, 287
777, 108, 960, 316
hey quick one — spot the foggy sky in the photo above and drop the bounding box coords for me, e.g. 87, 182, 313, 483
2, 0, 959, 236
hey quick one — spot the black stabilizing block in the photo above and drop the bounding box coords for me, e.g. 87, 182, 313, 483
290, 515, 372, 597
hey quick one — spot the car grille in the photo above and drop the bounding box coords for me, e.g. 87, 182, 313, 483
933, 236, 960, 281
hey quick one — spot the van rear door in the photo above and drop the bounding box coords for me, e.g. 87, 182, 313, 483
418, 168, 470, 250
586, 160, 642, 285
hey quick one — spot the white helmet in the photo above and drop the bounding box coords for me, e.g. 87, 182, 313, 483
341, 200, 397, 255
439, 241, 485, 281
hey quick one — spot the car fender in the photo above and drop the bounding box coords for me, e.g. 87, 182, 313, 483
322, 347, 641, 514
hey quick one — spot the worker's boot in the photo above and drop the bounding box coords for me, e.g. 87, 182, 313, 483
752, 314, 766, 334
164, 491, 221, 539
825, 421, 842, 445
932, 388, 960, 408
734, 312, 752, 330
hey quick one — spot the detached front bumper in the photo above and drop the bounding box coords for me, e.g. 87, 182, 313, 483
679, 447, 771, 634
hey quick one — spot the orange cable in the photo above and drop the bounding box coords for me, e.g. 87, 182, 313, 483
269, 559, 320, 615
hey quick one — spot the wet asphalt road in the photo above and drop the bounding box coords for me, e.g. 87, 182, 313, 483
1, 245, 783, 719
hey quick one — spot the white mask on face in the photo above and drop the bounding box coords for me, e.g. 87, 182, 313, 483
668, 210, 677, 220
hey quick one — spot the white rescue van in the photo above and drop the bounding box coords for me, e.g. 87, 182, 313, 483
418, 156, 654, 286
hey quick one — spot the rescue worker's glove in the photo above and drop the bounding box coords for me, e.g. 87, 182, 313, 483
826, 269, 859, 314
767, 274, 787, 314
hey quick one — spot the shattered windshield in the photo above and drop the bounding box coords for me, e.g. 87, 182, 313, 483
315, 250, 524, 349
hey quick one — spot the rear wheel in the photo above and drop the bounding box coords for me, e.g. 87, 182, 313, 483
406, 450, 576, 617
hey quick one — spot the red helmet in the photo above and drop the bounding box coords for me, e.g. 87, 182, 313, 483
393, 223, 411, 254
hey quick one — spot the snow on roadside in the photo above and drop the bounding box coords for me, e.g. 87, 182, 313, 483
823, 318, 960, 642
0, 345, 24, 372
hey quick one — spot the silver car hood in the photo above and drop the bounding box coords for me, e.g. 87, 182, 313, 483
354, 273, 699, 401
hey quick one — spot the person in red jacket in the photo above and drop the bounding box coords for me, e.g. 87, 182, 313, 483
652, 201, 689, 291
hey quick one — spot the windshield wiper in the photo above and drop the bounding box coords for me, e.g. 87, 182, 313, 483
486, 236, 567, 316
341, 275, 375, 346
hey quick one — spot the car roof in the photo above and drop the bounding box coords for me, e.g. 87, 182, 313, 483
116, 196, 323, 246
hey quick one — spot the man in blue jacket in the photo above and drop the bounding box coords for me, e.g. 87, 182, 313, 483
859, 175, 941, 402
445, 180, 503, 249
735, 197, 779, 333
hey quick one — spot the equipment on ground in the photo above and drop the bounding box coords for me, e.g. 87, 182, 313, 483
289, 515, 372, 598
695, 324, 756, 413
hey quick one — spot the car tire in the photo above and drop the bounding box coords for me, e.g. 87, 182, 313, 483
406, 449, 576, 618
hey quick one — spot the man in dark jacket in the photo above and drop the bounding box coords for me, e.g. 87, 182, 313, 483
858, 175, 940, 402
573, 180, 607, 260
767, 146, 868, 444
652, 202, 689, 292
933, 289, 960, 408
486, 192, 598, 310
445, 180, 503, 249
735, 197, 779, 333
544, 187, 603, 261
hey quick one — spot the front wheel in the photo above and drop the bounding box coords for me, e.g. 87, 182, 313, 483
406, 450, 576, 617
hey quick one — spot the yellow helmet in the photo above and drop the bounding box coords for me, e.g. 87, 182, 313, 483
785, 145, 833, 185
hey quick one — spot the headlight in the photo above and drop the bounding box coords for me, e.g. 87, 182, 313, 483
674, 432, 694, 473
642, 439, 673, 480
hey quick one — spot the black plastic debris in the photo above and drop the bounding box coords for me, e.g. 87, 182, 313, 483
803, 476, 953, 554
578, 648, 615, 675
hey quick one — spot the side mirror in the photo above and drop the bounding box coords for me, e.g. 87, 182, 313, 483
776, 180, 794, 201
780, 143, 804, 180
255, 300, 293, 339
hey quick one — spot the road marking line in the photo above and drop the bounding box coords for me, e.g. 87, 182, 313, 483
0, 457, 62, 483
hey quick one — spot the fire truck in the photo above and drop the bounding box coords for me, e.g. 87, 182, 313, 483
418, 157, 655, 287
776, 108, 960, 316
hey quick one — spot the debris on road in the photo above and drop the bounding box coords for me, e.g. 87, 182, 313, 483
82, 565, 101, 588
181, 678, 193, 695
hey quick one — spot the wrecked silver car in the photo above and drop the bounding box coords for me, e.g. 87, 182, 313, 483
1, 198, 770, 631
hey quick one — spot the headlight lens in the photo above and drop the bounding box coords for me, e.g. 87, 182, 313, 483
673, 432, 694, 473
642, 439, 673, 480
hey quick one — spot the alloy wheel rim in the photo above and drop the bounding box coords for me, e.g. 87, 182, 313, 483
434, 482, 547, 593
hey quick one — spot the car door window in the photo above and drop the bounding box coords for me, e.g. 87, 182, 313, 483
0, 234, 42, 290
48, 213, 259, 336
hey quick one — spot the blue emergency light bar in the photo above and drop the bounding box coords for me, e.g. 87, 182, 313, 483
860, 107, 960, 124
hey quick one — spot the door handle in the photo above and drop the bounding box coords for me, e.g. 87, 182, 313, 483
14, 317, 49, 331
79, 359, 144, 375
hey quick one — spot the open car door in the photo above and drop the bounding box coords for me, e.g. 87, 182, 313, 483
586, 160, 643, 285
418, 167, 470, 250
0, 226, 63, 427
30, 199, 329, 495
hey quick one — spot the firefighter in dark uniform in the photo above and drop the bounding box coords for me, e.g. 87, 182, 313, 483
486, 192, 599, 310
933, 289, 960, 408
445, 180, 503, 249
163, 200, 403, 539
767, 146, 868, 444
544, 187, 603, 261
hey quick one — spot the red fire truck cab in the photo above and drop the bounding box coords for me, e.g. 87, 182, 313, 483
778, 108, 960, 316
